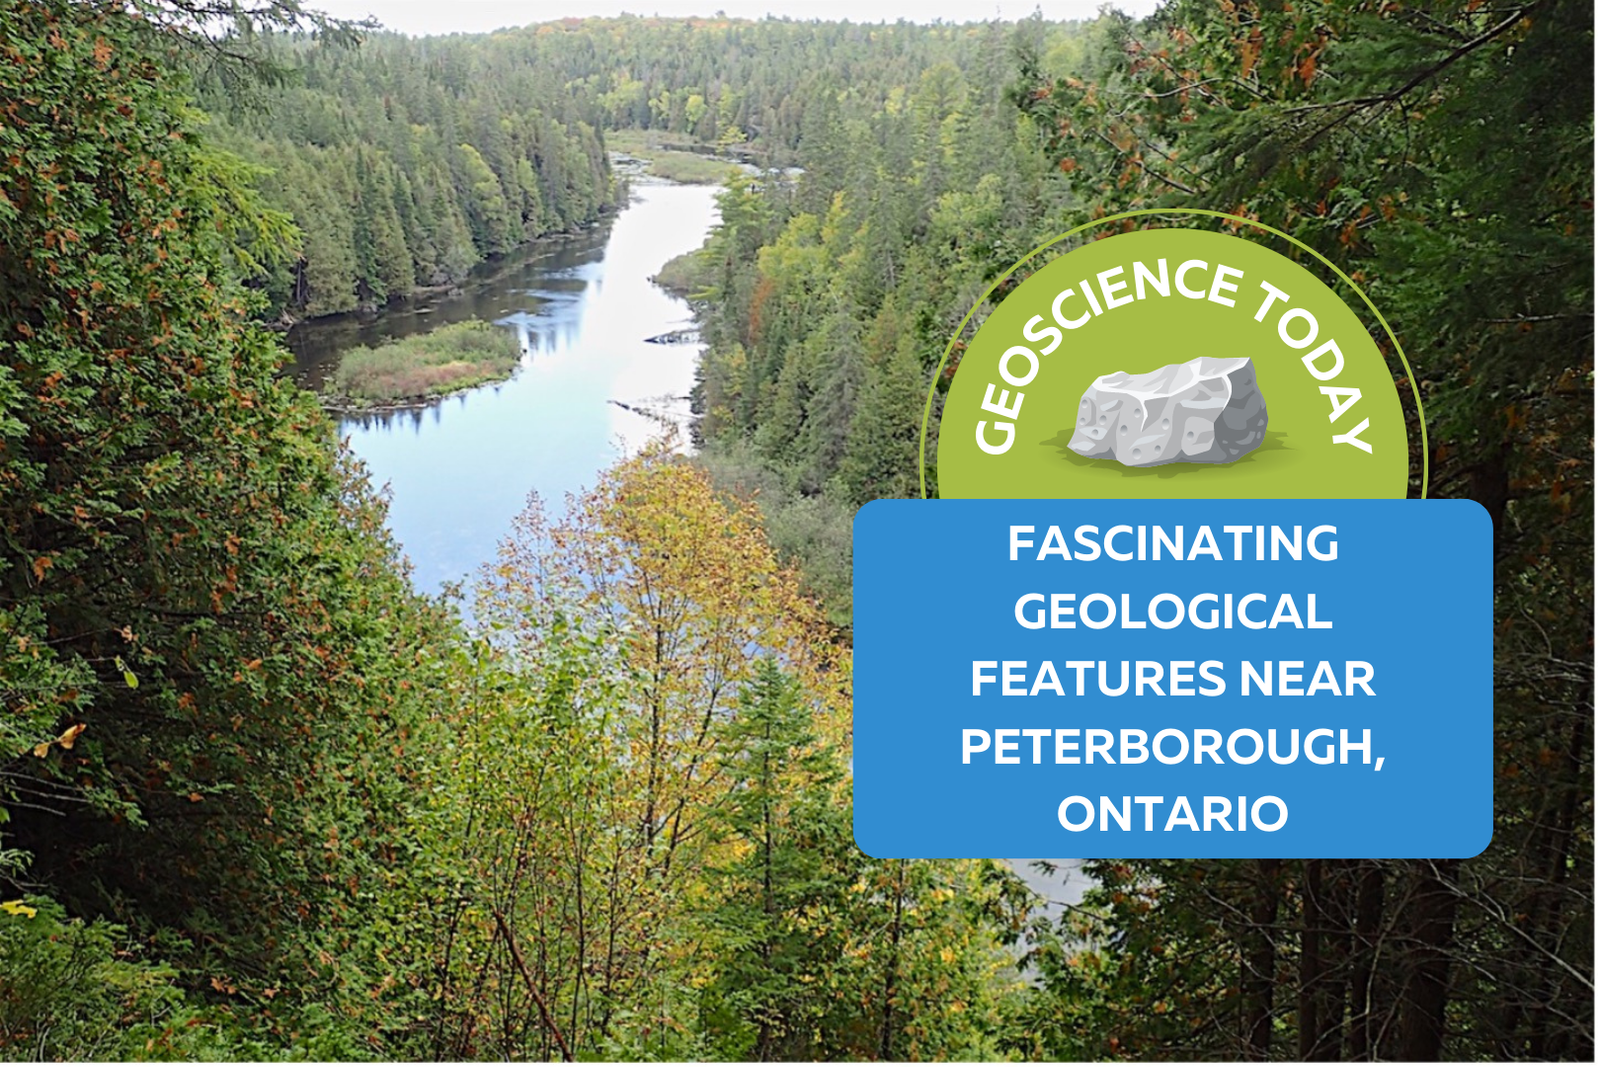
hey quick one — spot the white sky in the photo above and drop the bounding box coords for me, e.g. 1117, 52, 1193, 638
309, 0, 1161, 37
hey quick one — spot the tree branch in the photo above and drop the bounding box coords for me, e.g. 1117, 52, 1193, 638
492, 906, 575, 1062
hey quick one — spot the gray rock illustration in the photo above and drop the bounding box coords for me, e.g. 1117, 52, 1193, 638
1068, 356, 1268, 467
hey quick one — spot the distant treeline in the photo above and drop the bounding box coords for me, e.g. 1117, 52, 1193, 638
201, 17, 1065, 321
526, 16, 1018, 151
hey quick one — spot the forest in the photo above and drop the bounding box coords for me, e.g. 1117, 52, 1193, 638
0, 0, 1592, 1061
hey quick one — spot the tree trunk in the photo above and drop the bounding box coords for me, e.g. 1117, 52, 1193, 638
1242, 858, 1281, 1060
1397, 860, 1459, 1061
878, 860, 906, 1061
1297, 859, 1346, 1060
1526, 715, 1589, 1060
1344, 862, 1384, 1061
1318, 862, 1352, 1062
1298, 860, 1322, 1060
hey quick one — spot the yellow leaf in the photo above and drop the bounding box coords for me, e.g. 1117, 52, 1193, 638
56, 723, 85, 750
1, 900, 37, 918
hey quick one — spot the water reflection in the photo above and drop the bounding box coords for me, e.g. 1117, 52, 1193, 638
287, 229, 609, 385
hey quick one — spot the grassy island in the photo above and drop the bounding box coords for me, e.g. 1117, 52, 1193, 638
331, 319, 521, 406
608, 129, 743, 185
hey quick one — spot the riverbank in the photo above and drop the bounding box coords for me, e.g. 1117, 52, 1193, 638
268, 213, 616, 335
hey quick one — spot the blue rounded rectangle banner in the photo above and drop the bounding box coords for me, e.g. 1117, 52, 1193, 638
851, 499, 1492, 859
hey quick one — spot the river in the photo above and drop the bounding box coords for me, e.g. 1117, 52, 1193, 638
286, 174, 1089, 919
288, 179, 717, 595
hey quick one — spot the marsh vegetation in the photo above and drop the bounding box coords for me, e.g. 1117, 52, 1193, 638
328, 320, 522, 407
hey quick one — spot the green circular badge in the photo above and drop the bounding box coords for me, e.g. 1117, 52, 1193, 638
935, 224, 1415, 499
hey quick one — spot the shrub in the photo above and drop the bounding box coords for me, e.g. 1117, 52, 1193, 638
0, 896, 226, 1060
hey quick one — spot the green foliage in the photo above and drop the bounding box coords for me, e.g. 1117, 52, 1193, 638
670, 3, 1594, 1059
331, 319, 521, 406
0, 4, 456, 1053
640, 150, 743, 185
679, 27, 1073, 621
692, 442, 856, 629
406, 451, 1035, 1061
698, 659, 856, 1060
0, 8, 1066, 1059
1004, 0, 1593, 1059
204, 15, 1097, 322
615, 135, 747, 186
0, 895, 233, 1060
650, 249, 709, 298
197, 31, 614, 317
562, 16, 1030, 154
14, 1, 1586, 1061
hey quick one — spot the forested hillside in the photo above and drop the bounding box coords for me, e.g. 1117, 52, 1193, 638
659, 18, 1073, 621
1006, 3, 1594, 1058
200, 15, 1049, 321
1, 0, 1591, 1061
0, 3, 1038, 1058
681, 0, 1593, 1059
197, 33, 614, 318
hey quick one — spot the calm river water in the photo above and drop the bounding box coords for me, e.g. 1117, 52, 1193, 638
288, 179, 717, 594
